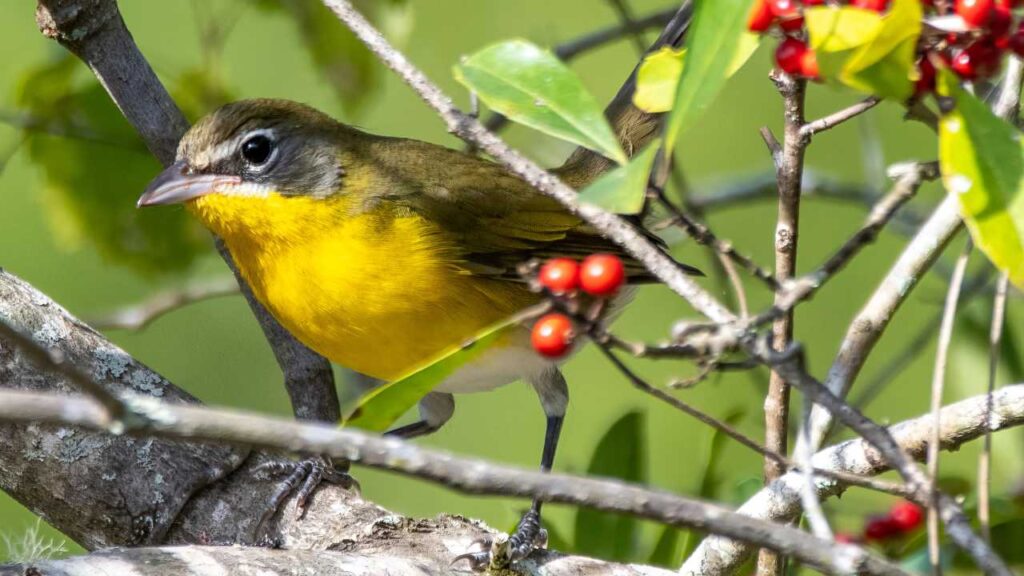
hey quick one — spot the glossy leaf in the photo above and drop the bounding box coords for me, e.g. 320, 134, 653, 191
806, 0, 921, 100
343, 320, 518, 431
454, 40, 627, 164
635, 32, 759, 115
664, 0, 758, 153
17, 58, 205, 276
578, 140, 660, 214
574, 411, 645, 562
634, 47, 686, 114
937, 70, 1024, 287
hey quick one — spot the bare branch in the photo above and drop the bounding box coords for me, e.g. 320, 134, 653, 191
802, 194, 962, 449
682, 384, 1024, 576
979, 273, 1010, 542
0, 387, 908, 576
760, 71, 809, 576
90, 277, 240, 331
752, 342, 1012, 576
0, 545, 676, 576
926, 240, 971, 574
800, 97, 882, 138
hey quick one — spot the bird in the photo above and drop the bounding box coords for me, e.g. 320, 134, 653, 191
137, 97, 701, 566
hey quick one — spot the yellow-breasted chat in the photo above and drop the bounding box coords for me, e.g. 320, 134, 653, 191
137, 98, 701, 566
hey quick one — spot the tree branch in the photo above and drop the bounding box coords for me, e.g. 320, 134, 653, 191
0, 387, 912, 576
0, 546, 676, 576
681, 384, 1024, 575
34, 0, 339, 423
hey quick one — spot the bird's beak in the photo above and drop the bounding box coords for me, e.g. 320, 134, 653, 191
137, 160, 241, 208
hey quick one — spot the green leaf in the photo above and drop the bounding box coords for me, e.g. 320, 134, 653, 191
343, 320, 518, 431
937, 69, 1024, 287
578, 140, 660, 214
454, 39, 626, 164
635, 32, 759, 115
988, 518, 1024, 564
634, 48, 686, 114
806, 0, 921, 100
664, 0, 760, 154
16, 58, 205, 276
573, 411, 645, 562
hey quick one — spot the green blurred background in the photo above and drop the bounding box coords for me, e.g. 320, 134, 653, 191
1, 0, 1021, 570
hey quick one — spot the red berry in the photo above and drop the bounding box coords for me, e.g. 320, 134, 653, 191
779, 13, 806, 32
768, 0, 801, 20
889, 502, 924, 532
538, 258, 580, 294
956, 0, 996, 27
951, 40, 1002, 78
1010, 29, 1024, 55
851, 0, 891, 11
799, 47, 820, 78
531, 313, 574, 358
915, 56, 937, 95
580, 254, 626, 297
997, 0, 1022, 8
776, 37, 806, 74
864, 516, 901, 541
804, 0, 826, 4
776, 37, 818, 78
991, 4, 1013, 37
748, 0, 776, 32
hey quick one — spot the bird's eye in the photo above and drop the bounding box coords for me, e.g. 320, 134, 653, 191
240, 134, 274, 166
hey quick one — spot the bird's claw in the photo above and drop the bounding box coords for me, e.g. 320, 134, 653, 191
254, 455, 359, 532
451, 509, 548, 571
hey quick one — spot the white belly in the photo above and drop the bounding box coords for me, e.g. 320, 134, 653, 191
433, 328, 556, 394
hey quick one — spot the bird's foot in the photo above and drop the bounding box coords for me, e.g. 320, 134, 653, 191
452, 508, 548, 571
254, 455, 359, 529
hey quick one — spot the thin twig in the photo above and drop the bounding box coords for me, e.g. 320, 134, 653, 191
604, 0, 647, 55
759, 70, 809, 576
800, 97, 882, 138
652, 186, 778, 290
753, 340, 1012, 576
926, 240, 971, 575
591, 334, 909, 499
979, 273, 1009, 543
319, 0, 735, 324
755, 161, 938, 327
682, 384, 1024, 575
0, 388, 910, 576
90, 277, 240, 331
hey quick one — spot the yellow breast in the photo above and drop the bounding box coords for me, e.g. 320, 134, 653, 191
188, 192, 537, 380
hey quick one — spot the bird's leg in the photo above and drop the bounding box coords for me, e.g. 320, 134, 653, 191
254, 367, 355, 534
384, 392, 456, 439
455, 369, 568, 571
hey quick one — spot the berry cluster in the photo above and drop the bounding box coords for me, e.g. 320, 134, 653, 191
835, 501, 924, 544
530, 254, 625, 358
747, 0, 1024, 89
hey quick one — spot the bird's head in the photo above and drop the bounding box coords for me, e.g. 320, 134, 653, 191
138, 99, 352, 210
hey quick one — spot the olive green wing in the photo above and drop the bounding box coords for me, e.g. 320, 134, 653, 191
375, 139, 701, 283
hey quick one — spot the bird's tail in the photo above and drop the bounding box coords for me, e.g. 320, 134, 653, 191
555, 2, 693, 189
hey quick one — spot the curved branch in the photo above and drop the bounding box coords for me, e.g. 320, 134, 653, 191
682, 384, 1024, 575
